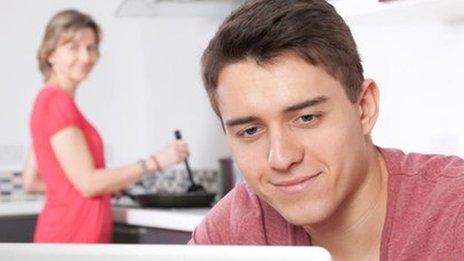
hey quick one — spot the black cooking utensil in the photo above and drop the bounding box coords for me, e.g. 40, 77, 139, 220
174, 130, 205, 192
122, 190, 215, 208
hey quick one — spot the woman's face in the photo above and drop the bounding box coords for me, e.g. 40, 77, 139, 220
48, 27, 99, 85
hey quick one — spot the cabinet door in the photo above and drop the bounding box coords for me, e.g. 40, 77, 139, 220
112, 223, 192, 244
0, 215, 37, 242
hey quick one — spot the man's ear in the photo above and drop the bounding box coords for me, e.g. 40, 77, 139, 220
357, 79, 380, 136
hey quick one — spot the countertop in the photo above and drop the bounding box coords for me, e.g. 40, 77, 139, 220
0, 198, 209, 232
0, 199, 44, 217
112, 206, 208, 232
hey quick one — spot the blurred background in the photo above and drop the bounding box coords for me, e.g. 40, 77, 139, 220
0, 0, 463, 171
0, 0, 463, 246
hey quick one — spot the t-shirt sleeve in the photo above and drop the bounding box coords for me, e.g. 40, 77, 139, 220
188, 198, 231, 244
45, 92, 80, 135
188, 217, 214, 244
453, 202, 464, 255
188, 185, 252, 244
188, 183, 265, 245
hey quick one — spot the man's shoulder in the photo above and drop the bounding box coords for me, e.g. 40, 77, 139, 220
205, 182, 264, 224
383, 147, 464, 206
189, 183, 270, 244
381, 148, 464, 259
382, 147, 464, 183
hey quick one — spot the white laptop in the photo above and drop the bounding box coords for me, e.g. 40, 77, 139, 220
0, 243, 331, 261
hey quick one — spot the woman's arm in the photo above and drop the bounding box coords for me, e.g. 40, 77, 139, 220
22, 147, 46, 193
50, 126, 188, 198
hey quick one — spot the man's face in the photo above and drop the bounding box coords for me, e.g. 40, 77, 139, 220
216, 54, 371, 226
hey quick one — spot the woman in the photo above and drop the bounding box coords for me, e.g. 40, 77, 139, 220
23, 9, 189, 243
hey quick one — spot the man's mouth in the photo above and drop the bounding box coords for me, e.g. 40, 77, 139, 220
272, 171, 322, 194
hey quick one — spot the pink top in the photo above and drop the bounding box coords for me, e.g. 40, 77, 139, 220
30, 86, 112, 243
190, 148, 464, 260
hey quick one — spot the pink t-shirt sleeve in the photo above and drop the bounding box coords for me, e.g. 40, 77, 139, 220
188, 183, 273, 245
188, 183, 310, 245
454, 202, 464, 255
45, 91, 80, 135
189, 219, 215, 244
189, 191, 233, 244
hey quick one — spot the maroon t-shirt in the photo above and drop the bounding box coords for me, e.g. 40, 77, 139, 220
190, 148, 464, 260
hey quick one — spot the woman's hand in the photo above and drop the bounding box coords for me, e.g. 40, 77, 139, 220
151, 140, 190, 171
23, 147, 46, 193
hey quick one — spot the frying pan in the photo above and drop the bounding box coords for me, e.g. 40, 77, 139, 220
122, 190, 216, 208
121, 130, 216, 208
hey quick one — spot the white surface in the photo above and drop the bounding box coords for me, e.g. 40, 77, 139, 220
1, 0, 463, 169
0, 244, 331, 261
0, 200, 44, 217
331, 0, 464, 22
0, 200, 207, 232
115, 0, 243, 17
112, 206, 208, 232
344, 4, 464, 157
0, 0, 229, 170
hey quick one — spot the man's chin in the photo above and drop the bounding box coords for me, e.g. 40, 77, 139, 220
272, 204, 324, 227
283, 213, 326, 227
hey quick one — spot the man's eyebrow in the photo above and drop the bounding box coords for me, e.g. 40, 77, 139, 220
225, 116, 259, 128
224, 96, 329, 128
283, 96, 329, 113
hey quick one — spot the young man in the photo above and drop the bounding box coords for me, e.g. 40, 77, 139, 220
189, 0, 464, 260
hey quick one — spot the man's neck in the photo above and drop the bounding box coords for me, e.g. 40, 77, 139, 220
304, 146, 389, 261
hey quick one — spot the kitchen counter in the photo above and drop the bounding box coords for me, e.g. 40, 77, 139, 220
0, 199, 44, 217
0, 199, 209, 232
113, 206, 208, 232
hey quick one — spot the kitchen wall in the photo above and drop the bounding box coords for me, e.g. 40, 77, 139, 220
139, 17, 230, 170
0, 0, 463, 172
343, 2, 464, 156
0, 0, 230, 170
0, 0, 150, 169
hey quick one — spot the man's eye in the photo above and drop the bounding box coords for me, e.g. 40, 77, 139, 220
299, 114, 315, 122
240, 127, 259, 137
295, 114, 321, 126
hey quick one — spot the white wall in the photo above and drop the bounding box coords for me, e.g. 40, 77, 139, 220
0, 0, 462, 172
139, 17, 230, 169
0, 0, 149, 169
344, 6, 464, 157
0, 0, 230, 171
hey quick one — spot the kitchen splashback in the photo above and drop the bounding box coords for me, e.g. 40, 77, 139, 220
0, 171, 41, 202
128, 168, 219, 194
0, 169, 220, 202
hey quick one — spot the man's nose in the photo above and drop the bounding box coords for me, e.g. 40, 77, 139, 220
267, 128, 304, 172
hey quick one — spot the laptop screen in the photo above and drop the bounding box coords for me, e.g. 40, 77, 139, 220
0, 243, 331, 261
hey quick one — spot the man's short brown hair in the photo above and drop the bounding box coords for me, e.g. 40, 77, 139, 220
201, 0, 364, 116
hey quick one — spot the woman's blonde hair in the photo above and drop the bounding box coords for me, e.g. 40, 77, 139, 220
37, 9, 101, 81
